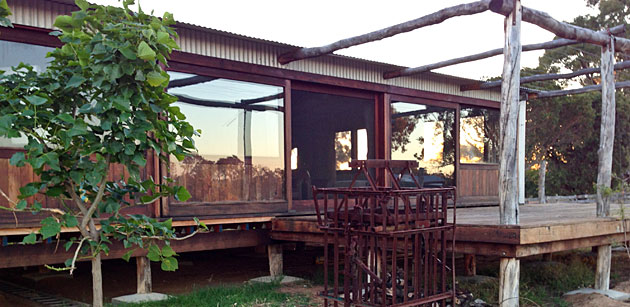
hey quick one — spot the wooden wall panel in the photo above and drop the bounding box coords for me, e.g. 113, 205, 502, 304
458, 163, 499, 205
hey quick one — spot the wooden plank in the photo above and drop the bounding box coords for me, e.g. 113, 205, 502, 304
452, 225, 520, 244
0, 229, 270, 269
167, 201, 288, 217
515, 232, 627, 257
519, 219, 629, 244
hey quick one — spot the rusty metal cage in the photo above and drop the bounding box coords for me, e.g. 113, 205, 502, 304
313, 160, 456, 306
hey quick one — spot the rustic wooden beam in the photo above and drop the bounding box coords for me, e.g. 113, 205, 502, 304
167, 75, 217, 88
174, 94, 283, 112
463, 60, 630, 91
136, 256, 152, 294
527, 80, 630, 99
386, 24, 625, 80
240, 92, 284, 105
595, 35, 615, 291
490, 0, 630, 53
277, 0, 492, 64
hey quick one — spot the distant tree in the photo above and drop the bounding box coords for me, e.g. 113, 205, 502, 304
0, 1, 206, 306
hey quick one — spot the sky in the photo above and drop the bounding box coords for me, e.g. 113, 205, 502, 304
90, 0, 597, 80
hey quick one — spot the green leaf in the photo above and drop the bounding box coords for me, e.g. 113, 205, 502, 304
146, 71, 167, 87
175, 186, 191, 202
132, 153, 146, 167
140, 194, 161, 204
137, 41, 156, 61
68, 121, 88, 136
122, 249, 134, 262
16, 200, 26, 210
66, 74, 86, 88
75, 0, 89, 10
161, 245, 176, 258
55, 113, 75, 124
119, 46, 137, 60
22, 233, 37, 244
25, 95, 47, 106
9, 152, 25, 166
53, 15, 73, 31
63, 214, 78, 227
157, 31, 170, 44
146, 244, 160, 262
160, 256, 178, 271
40, 217, 61, 240
19, 184, 39, 197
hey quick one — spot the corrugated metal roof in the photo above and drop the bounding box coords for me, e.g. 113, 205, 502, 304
6, 0, 500, 102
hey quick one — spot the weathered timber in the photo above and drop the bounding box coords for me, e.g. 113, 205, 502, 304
464, 254, 477, 276
518, 100, 525, 205
538, 160, 546, 204
595, 36, 615, 291
490, 0, 630, 52
498, 0, 521, 226
277, 0, 492, 64
386, 24, 625, 80
499, 258, 519, 307
268, 244, 283, 277
527, 80, 630, 99
136, 256, 152, 294
597, 37, 616, 218
464, 60, 630, 91
596, 245, 612, 290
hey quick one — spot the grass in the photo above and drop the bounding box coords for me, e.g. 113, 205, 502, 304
116, 281, 313, 307
458, 253, 595, 306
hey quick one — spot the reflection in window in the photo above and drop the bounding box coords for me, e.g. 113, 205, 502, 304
167, 72, 284, 203
291, 90, 374, 199
391, 102, 455, 187
0, 41, 54, 148
460, 106, 499, 163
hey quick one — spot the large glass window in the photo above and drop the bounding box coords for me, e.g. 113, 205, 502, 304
291, 90, 374, 199
0, 40, 53, 148
167, 72, 285, 204
391, 101, 455, 187
460, 106, 500, 163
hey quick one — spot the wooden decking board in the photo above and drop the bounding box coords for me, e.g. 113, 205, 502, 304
271, 202, 630, 257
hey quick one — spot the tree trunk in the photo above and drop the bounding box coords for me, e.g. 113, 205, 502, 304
538, 160, 546, 204
91, 253, 103, 307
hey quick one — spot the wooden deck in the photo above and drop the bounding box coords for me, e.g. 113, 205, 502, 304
271, 202, 630, 258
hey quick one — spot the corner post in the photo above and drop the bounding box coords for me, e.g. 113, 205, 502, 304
595, 34, 616, 291
495, 0, 522, 305
136, 256, 152, 294
518, 99, 526, 205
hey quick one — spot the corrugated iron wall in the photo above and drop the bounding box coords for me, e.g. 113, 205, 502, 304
6, 0, 500, 102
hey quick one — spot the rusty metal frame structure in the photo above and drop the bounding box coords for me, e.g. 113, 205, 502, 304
313, 160, 456, 306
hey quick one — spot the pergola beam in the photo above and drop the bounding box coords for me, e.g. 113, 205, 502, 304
490, 0, 630, 52
277, 0, 492, 64
463, 60, 630, 91
527, 80, 630, 99
167, 75, 218, 88
385, 24, 625, 80
174, 94, 283, 112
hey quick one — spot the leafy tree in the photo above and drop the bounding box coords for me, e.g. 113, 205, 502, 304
524, 0, 630, 197
0, 1, 206, 306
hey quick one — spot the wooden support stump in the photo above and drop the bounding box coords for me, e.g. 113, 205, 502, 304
136, 256, 152, 294
542, 253, 553, 262
594, 32, 616, 292
268, 244, 283, 277
499, 258, 520, 307
464, 254, 477, 276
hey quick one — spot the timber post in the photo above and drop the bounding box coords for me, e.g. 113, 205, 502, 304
518, 99, 526, 205
464, 254, 477, 276
268, 244, 283, 277
493, 0, 522, 305
136, 256, 152, 294
538, 160, 546, 204
595, 34, 616, 291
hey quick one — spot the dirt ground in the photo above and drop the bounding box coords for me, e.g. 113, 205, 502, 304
0, 246, 629, 306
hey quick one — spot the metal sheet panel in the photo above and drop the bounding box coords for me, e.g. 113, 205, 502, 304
6, 0, 500, 102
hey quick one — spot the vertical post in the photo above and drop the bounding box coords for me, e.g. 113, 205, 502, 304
268, 244, 283, 278
284, 80, 293, 209
464, 254, 477, 276
595, 34, 616, 291
518, 100, 526, 205
538, 160, 547, 204
496, 0, 521, 306
136, 256, 152, 294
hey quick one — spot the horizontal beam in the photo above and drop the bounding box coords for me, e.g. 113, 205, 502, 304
277, 0, 491, 64
528, 80, 630, 99
174, 94, 283, 112
0, 230, 270, 269
384, 24, 626, 79
491, 0, 630, 52
462, 60, 630, 91
167, 75, 218, 88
